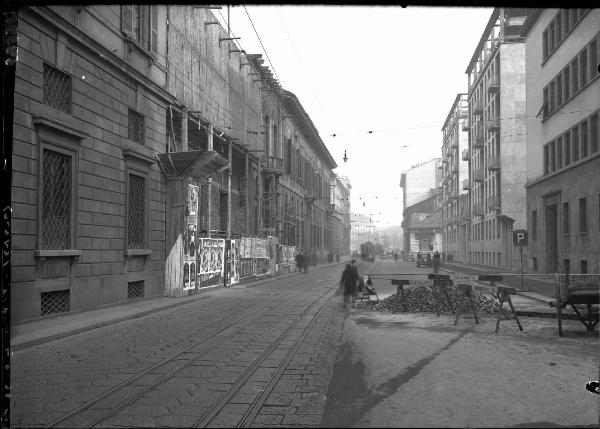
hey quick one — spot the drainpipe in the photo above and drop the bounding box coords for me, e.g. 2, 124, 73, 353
227, 139, 232, 239
207, 124, 213, 238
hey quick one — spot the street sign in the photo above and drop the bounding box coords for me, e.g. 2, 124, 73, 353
512, 229, 528, 246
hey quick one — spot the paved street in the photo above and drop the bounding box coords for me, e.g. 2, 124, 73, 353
11, 259, 599, 428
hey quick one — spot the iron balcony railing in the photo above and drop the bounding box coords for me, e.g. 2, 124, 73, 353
472, 168, 485, 182
486, 116, 500, 133
260, 156, 284, 174
473, 128, 484, 147
488, 155, 501, 171
473, 203, 484, 216
487, 195, 501, 210
487, 74, 500, 93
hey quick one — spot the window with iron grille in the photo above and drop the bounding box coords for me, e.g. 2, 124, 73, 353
128, 109, 145, 143
43, 63, 72, 113
127, 280, 144, 299
41, 290, 70, 316
128, 173, 146, 249
42, 148, 72, 249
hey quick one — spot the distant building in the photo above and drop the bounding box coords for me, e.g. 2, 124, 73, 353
464, 7, 529, 269
400, 159, 443, 254
350, 212, 376, 253
521, 8, 599, 274
441, 94, 469, 263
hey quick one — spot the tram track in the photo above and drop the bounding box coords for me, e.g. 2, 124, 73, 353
47, 284, 335, 428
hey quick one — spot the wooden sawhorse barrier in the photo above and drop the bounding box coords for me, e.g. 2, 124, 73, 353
428, 274, 524, 333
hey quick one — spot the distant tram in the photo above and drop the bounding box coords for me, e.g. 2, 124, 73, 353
360, 241, 375, 262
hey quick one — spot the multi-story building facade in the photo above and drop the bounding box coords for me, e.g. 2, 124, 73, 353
521, 8, 599, 274
400, 158, 442, 254
330, 175, 351, 255
441, 94, 469, 263
10, 5, 346, 322
349, 212, 376, 253
464, 7, 529, 270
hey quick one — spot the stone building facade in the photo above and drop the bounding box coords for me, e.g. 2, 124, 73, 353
441, 94, 469, 263
10, 5, 348, 322
464, 7, 529, 270
521, 8, 599, 274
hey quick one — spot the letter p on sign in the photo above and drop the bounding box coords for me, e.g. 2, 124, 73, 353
512, 229, 528, 246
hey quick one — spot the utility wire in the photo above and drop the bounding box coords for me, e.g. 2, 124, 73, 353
242, 5, 282, 86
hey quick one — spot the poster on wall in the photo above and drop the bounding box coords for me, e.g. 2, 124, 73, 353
188, 224, 196, 258
198, 238, 225, 287
188, 184, 198, 216
230, 239, 240, 284
183, 262, 190, 289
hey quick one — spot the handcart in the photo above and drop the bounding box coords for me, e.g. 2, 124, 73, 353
550, 273, 599, 336
353, 275, 380, 305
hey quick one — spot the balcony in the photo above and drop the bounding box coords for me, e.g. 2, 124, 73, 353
473, 203, 484, 216
472, 168, 485, 182
487, 75, 500, 93
462, 119, 470, 131
260, 156, 284, 176
487, 195, 501, 211
462, 149, 470, 161
486, 116, 500, 133
487, 155, 501, 171
462, 178, 471, 190
473, 129, 484, 147
472, 100, 483, 115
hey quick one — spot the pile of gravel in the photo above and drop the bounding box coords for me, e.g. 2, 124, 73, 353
361, 283, 499, 314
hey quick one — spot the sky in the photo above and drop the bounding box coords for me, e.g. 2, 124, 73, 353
213, 5, 493, 228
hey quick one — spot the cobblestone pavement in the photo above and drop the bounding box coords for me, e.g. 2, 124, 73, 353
10, 262, 347, 428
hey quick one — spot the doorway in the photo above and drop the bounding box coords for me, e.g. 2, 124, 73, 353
545, 204, 558, 273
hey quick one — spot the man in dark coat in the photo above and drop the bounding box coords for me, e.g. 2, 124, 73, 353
432, 251, 441, 274
295, 251, 303, 272
341, 262, 359, 308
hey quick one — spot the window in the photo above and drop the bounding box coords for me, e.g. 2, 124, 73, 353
555, 13, 562, 43
590, 38, 598, 82
550, 81, 557, 113
562, 202, 569, 234
542, 87, 549, 118
581, 121, 588, 158
43, 63, 72, 113
543, 29, 549, 60
122, 5, 157, 52
563, 67, 570, 100
543, 144, 549, 175
572, 127, 579, 161
564, 258, 570, 274
128, 109, 145, 143
564, 131, 571, 165
532, 210, 537, 239
532, 257, 538, 271
590, 114, 598, 153
580, 49, 588, 87
579, 197, 587, 233
548, 21, 555, 53
550, 140, 556, 172
127, 173, 146, 249
556, 75, 563, 107
42, 148, 73, 249
571, 59, 578, 93
580, 260, 587, 274
564, 9, 570, 34
556, 137, 562, 169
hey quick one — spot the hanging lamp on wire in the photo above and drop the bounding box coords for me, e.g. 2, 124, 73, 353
343, 149, 348, 162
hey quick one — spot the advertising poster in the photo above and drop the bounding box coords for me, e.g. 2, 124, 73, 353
188, 184, 198, 216
240, 258, 254, 278
198, 238, 225, 288
230, 239, 240, 285
183, 262, 190, 289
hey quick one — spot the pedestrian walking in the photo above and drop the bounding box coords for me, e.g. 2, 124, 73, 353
335, 251, 340, 263
340, 263, 358, 308
295, 251, 303, 272
303, 250, 310, 274
328, 250, 333, 264
432, 251, 441, 274
394, 252, 399, 263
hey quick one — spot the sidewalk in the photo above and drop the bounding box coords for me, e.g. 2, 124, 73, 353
10, 266, 319, 351
441, 261, 557, 298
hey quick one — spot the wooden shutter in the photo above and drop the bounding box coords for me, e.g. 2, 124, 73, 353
122, 5, 133, 34
150, 5, 158, 53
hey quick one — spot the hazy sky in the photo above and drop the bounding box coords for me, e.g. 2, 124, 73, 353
214, 5, 493, 228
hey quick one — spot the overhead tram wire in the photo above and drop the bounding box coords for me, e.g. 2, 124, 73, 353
242, 5, 282, 86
